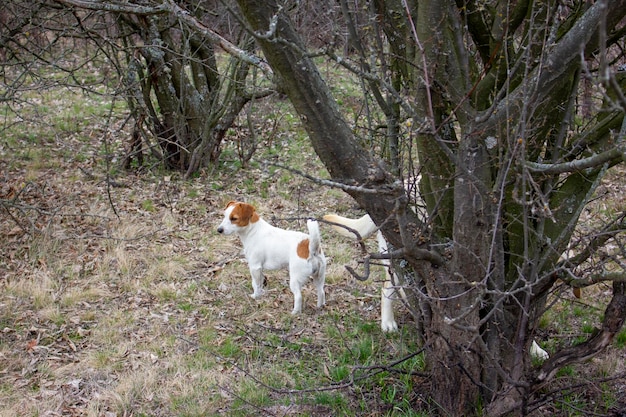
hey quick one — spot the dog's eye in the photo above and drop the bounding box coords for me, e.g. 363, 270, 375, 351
230, 216, 238, 221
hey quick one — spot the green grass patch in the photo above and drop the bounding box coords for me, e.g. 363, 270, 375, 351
315, 391, 348, 408
231, 380, 271, 412
217, 336, 242, 358
141, 199, 156, 212
615, 329, 626, 348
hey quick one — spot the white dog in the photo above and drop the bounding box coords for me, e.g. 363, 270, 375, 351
323, 213, 403, 332
217, 201, 326, 314
323, 212, 550, 360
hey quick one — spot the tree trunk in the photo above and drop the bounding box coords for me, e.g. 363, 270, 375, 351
235, 0, 415, 249
117, 12, 258, 176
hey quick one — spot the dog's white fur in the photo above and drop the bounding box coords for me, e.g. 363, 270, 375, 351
218, 201, 326, 314
323, 212, 550, 360
322, 213, 404, 332
530, 340, 549, 360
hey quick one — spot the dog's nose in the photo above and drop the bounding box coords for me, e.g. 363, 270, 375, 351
217, 226, 224, 234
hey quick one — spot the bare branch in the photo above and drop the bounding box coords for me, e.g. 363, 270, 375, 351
54, 0, 272, 74
526, 144, 625, 174
345, 248, 406, 282
535, 281, 626, 384
266, 161, 402, 195
54, 0, 169, 14
165, 0, 272, 75
528, 113, 626, 175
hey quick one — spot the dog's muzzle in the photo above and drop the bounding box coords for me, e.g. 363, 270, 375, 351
217, 226, 224, 234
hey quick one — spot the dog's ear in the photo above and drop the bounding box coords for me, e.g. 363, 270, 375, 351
239, 203, 260, 223
224, 200, 237, 209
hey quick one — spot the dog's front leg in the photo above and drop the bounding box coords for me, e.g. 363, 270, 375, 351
381, 277, 399, 332
249, 266, 266, 299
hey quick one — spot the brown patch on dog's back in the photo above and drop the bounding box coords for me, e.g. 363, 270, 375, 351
229, 202, 260, 227
297, 239, 310, 259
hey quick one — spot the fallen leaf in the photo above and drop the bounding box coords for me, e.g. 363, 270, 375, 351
26, 339, 38, 351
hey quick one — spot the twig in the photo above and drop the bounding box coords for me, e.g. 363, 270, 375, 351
206, 256, 239, 274
265, 161, 402, 195
345, 249, 407, 282
526, 371, 626, 415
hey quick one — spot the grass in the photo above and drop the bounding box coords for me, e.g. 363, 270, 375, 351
1, 66, 625, 417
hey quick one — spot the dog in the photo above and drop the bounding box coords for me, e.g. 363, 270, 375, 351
217, 201, 326, 315
323, 212, 551, 360
322, 213, 404, 332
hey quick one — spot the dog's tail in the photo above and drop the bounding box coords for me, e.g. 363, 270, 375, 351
322, 213, 378, 240
306, 219, 323, 256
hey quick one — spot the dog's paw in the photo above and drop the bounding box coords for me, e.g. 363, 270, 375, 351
381, 319, 398, 332
250, 290, 265, 299
290, 308, 301, 315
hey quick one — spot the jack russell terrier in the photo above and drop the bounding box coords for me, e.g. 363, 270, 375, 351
323, 212, 550, 360
217, 201, 326, 315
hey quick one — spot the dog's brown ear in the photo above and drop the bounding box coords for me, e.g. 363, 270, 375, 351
239, 203, 260, 223
224, 200, 237, 209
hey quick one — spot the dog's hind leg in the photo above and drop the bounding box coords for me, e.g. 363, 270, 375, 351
381, 278, 399, 332
312, 262, 326, 309
289, 276, 304, 315
377, 232, 399, 332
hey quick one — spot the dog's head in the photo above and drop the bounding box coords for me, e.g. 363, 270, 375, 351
217, 201, 260, 235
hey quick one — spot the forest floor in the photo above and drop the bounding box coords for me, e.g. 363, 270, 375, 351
1, 86, 626, 416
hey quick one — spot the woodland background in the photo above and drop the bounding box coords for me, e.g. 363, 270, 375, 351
1, 1, 626, 416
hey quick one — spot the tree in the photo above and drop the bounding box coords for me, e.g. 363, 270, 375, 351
235, 0, 626, 415
1, 0, 273, 177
